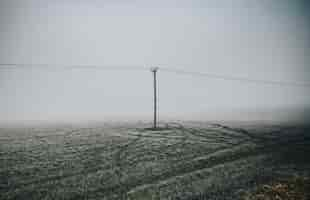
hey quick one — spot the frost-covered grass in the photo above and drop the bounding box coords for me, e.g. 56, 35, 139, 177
1, 122, 310, 199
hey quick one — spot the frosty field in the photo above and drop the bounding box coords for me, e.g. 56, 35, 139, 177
1, 122, 310, 200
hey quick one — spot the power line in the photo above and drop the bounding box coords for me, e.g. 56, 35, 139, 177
160, 67, 310, 88
0, 63, 309, 87
0, 63, 148, 71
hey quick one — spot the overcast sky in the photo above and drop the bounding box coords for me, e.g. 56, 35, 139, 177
0, 0, 309, 123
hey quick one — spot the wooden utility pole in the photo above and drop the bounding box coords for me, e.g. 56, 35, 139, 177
150, 67, 159, 129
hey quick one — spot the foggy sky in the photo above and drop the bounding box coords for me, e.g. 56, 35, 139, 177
0, 0, 310, 123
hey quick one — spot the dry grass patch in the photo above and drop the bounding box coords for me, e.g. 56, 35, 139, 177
243, 176, 310, 200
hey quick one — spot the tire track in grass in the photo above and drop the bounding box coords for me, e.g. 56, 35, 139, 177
71, 124, 310, 199
69, 142, 264, 200
5, 124, 308, 200
66, 123, 260, 200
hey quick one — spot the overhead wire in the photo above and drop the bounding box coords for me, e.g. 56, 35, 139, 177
0, 63, 148, 71
159, 67, 310, 88
0, 63, 310, 87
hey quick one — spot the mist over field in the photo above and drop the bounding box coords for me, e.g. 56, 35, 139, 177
1, 0, 310, 124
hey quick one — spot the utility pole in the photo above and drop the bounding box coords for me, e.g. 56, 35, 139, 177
150, 67, 159, 129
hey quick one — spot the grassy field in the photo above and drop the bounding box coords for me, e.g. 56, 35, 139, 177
1, 122, 310, 199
